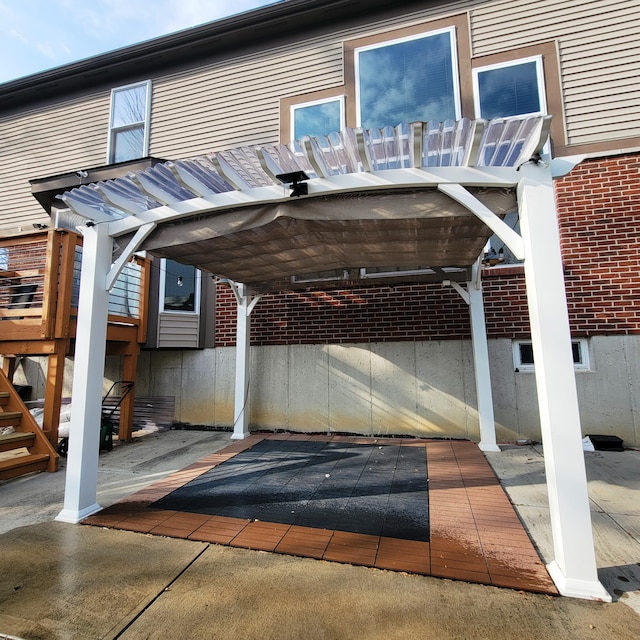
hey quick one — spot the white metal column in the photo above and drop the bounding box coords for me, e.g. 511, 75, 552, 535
447, 263, 499, 452
230, 282, 261, 440
468, 266, 499, 452
518, 162, 610, 601
56, 223, 111, 523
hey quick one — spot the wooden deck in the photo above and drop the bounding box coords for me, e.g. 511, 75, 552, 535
0, 229, 151, 473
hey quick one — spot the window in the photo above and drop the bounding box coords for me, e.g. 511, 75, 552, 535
473, 57, 546, 120
160, 259, 200, 313
107, 81, 151, 163
291, 97, 344, 140
291, 269, 348, 284
355, 28, 460, 129
513, 339, 590, 371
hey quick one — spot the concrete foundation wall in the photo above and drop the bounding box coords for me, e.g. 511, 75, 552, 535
8, 334, 637, 446
129, 336, 640, 447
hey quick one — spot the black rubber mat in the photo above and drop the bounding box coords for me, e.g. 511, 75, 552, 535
153, 439, 430, 541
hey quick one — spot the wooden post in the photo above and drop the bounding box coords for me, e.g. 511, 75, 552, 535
118, 346, 139, 441
42, 340, 68, 445
1, 356, 16, 381
55, 231, 78, 339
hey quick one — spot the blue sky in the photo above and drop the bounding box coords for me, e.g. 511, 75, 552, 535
0, 0, 279, 84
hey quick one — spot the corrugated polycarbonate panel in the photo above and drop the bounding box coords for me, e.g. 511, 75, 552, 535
59, 116, 547, 222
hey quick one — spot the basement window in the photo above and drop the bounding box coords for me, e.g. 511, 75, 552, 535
513, 339, 590, 371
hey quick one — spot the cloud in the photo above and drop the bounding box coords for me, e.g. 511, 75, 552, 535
0, 0, 278, 83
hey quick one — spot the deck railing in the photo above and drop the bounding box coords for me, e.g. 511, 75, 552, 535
0, 229, 149, 342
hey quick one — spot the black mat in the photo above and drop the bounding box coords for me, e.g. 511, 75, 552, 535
153, 439, 430, 541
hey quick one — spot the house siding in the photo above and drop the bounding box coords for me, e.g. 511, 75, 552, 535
156, 313, 200, 349
0, 92, 109, 231
471, 0, 640, 145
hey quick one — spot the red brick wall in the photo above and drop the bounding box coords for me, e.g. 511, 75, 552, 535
215, 283, 471, 347
214, 153, 640, 346
556, 152, 640, 335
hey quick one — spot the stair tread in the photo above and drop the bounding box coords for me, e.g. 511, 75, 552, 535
0, 411, 22, 419
0, 430, 35, 443
0, 452, 49, 470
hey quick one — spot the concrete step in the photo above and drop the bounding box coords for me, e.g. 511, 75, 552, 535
0, 430, 35, 453
0, 452, 50, 480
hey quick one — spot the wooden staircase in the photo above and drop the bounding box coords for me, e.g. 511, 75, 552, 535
0, 372, 59, 480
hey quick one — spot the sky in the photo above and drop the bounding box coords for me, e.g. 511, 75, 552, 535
0, 0, 279, 84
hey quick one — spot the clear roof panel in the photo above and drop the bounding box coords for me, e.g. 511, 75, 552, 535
59, 116, 549, 222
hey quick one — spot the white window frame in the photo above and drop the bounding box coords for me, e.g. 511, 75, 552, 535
359, 266, 465, 279
107, 80, 152, 164
290, 96, 345, 141
291, 269, 349, 284
513, 338, 591, 372
472, 55, 547, 120
354, 27, 462, 127
159, 258, 201, 315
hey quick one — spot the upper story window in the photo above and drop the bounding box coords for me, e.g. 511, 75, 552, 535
160, 259, 200, 313
292, 96, 344, 140
473, 56, 546, 120
107, 80, 151, 164
355, 28, 460, 129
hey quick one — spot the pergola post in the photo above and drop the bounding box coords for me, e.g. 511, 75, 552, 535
447, 266, 499, 452
467, 268, 499, 452
518, 162, 610, 601
231, 283, 261, 440
56, 223, 111, 523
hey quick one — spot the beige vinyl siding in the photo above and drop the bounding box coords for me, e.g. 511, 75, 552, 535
150, 42, 345, 158
0, 92, 109, 231
157, 312, 200, 349
471, 0, 640, 145
148, 7, 479, 158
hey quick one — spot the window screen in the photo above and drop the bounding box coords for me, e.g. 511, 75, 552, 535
476, 60, 542, 120
356, 29, 459, 129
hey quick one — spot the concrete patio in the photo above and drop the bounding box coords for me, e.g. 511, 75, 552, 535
1, 428, 639, 639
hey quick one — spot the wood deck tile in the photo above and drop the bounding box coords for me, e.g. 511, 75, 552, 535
81, 435, 554, 596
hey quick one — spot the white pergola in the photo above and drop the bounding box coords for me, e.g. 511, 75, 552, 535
54, 116, 610, 601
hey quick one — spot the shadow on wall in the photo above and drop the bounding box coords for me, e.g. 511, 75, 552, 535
317, 342, 479, 438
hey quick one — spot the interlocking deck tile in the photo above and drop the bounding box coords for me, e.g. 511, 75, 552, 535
189, 519, 250, 544
231, 521, 290, 551
115, 510, 176, 533
81, 435, 556, 596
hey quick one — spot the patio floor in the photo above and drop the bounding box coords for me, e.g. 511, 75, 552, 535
83, 433, 557, 595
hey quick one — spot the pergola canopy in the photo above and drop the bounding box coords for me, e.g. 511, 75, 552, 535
59, 116, 549, 291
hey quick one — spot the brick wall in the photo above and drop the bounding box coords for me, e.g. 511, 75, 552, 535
214, 153, 640, 346
556, 152, 640, 335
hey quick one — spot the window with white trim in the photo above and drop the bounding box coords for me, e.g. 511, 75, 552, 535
291, 96, 344, 140
159, 259, 200, 313
355, 27, 461, 129
107, 80, 151, 163
473, 56, 546, 120
513, 339, 590, 371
